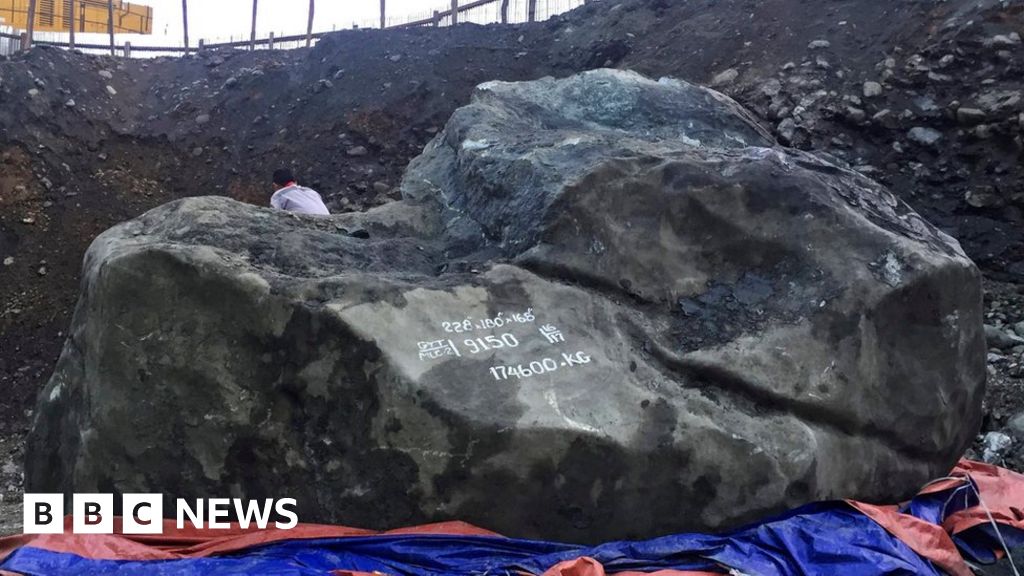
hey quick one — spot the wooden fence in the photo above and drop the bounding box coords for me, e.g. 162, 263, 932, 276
0, 0, 587, 57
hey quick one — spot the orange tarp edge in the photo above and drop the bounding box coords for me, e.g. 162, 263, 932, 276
0, 517, 499, 563
944, 460, 1024, 535
848, 501, 972, 576
847, 459, 1024, 576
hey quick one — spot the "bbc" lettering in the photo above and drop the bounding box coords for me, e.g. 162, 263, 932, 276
24, 493, 162, 535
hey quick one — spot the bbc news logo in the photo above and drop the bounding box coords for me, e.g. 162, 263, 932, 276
24, 494, 299, 534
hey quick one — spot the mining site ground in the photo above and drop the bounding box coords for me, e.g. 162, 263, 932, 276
1, 0, 1023, 535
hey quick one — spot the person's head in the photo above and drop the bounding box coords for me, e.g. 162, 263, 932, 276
272, 168, 296, 190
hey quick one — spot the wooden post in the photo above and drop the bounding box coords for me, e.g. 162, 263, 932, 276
24, 0, 36, 49
198, 38, 204, 51
19, 31, 29, 51
432, 10, 440, 27
500, 0, 509, 24
268, 31, 274, 50
528, 0, 537, 22
305, 0, 314, 48
181, 0, 189, 55
249, 0, 257, 51
450, 0, 457, 26
107, 0, 115, 56
68, 0, 76, 49
379, 0, 385, 29
123, 41, 130, 57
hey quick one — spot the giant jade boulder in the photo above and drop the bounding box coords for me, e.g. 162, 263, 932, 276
26, 69, 985, 543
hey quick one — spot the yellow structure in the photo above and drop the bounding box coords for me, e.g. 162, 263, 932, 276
0, 0, 153, 34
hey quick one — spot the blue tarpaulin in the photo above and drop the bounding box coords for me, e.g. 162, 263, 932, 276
1, 460, 1021, 576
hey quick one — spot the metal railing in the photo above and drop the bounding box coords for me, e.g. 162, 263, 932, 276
0, 0, 587, 58
0, 24, 20, 55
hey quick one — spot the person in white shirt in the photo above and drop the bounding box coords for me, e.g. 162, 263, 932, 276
270, 168, 331, 216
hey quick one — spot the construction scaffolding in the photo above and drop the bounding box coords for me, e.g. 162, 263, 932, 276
0, 0, 152, 34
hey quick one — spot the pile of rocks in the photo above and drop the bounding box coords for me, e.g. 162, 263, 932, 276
731, 20, 1023, 279
968, 282, 1024, 470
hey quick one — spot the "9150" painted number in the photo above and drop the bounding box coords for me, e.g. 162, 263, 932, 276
464, 333, 520, 355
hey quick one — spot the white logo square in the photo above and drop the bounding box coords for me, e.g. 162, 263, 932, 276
23, 493, 63, 534
122, 494, 163, 534
73, 493, 114, 534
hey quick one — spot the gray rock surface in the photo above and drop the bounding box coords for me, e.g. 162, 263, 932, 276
985, 324, 1024, 350
1008, 412, 1024, 438
981, 432, 1014, 464
711, 68, 739, 87
956, 107, 987, 125
908, 126, 943, 146
862, 81, 883, 98
26, 69, 985, 543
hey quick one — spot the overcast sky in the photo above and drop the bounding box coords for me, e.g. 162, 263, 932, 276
145, 0, 456, 40
26, 0, 579, 48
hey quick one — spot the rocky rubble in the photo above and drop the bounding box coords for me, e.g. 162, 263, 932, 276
0, 431, 22, 537
966, 280, 1024, 471
723, 9, 1024, 280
